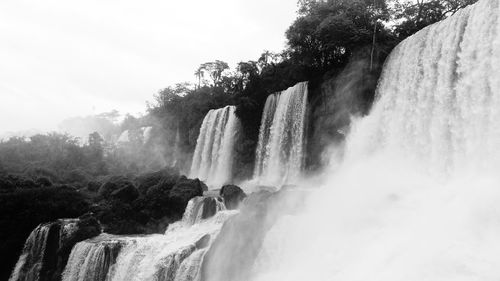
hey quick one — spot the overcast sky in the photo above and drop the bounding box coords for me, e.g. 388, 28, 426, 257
0, 0, 298, 135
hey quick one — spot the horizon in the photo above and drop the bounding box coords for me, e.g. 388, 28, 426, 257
0, 0, 297, 136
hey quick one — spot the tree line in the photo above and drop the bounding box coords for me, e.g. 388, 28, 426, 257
147, 0, 477, 177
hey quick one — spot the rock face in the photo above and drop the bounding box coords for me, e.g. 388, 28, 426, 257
9, 213, 101, 281
195, 234, 211, 249
63, 195, 234, 281
200, 197, 220, 219
220, 185, 246, 210
169, 178, 205, 213
94, 172, 209, 234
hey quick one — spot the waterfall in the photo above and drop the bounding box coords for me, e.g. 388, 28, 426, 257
9, 223, 52, 281
343, 0, 500, 176
61, 236, 123, 281
254, 82, 308, 187
248, 1, 500, 281
190, 106, 241, 188
9, 219, 81, 281
181, 196, 226, 225
62, 196, 236, 281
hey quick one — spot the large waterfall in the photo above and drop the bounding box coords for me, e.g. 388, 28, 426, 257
253, 82, 308, 187
249, 1, 500, 280
11, 1, 500, 280
62, 196, 234, 281
344, 0, 500, 176
190, 106, 240, 188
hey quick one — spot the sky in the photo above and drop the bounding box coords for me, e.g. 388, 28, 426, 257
0, 0, 298, 135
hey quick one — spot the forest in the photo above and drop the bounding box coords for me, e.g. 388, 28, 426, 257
0, 0, 476, 280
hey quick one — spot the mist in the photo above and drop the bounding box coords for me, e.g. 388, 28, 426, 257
2, 0, 492, 280
0, 0, 297, 136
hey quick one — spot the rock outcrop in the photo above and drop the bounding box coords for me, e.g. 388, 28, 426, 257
220, 185, 246, 210
9, 214, 101, 281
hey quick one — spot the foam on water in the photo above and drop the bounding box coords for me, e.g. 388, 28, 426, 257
250, 1, 500, 280
62, 197, 236, 281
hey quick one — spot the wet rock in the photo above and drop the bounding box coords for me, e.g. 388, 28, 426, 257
220, 185, 246, 210
195, 234, 211, 249
169, 179, 204, 213
201, 197, 218, 219
9, 214, 101, 281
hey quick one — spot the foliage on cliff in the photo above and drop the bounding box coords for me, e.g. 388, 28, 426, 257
146, 0, 478, 175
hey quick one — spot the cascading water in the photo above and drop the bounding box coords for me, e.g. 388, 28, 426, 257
181, 196, 226, 225
248, 1, 500, 280
61, 235, 124, 281
9, 219, 81, 281
62, 196, 235, 281
253, 82, 308, 187
9, 223, 52, 281
343, 0, 500, 176
190, 106, 241, 188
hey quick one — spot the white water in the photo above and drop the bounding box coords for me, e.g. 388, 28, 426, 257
10, 219, 79, 281
181, 196, 226, 225
190, 106, 241, 188
62, 197, 236, 281
61, 235, 124, 281
253, 82, 308, 187
251, 1, 500, 280
9, 224, 51, 281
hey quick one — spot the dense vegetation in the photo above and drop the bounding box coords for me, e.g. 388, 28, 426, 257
0, 0, 477, 279
147, 0, 477, 175
0, 133, 207, 280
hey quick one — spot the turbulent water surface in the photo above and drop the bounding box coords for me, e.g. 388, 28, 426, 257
250, 0, 500, 280
11, 1, 500, 280
62, 196, 235, 281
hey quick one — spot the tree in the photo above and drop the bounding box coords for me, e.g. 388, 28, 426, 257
87, 132, 104, 160
196, 60, 230, 87
286, 0, 392, 70
88, 132, 104, 148
392, 0, 477, 39
97, 110, 120, 123
194, 68, 204, 89
153, 83, 191, 111
257, 51, 282, 72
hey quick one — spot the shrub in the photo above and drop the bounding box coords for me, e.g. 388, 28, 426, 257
98, 176, 132, 199
0, 187, 89, 281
